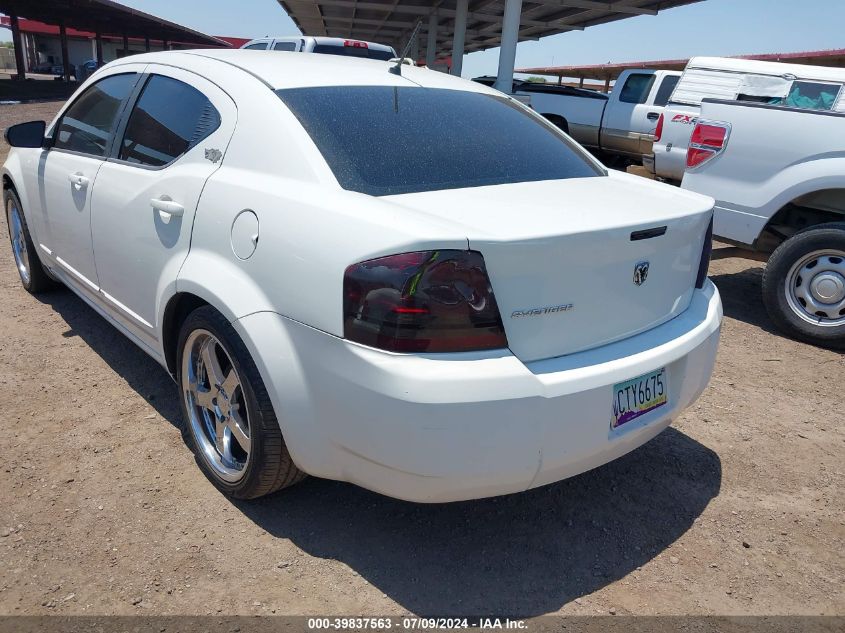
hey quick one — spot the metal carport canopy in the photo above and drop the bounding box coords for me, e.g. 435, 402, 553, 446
277, 1, 703, 69
0, 0, 228, 46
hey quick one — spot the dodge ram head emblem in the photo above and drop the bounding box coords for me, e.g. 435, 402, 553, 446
633, 261, 650, 286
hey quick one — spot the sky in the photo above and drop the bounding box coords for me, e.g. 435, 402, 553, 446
3, 0, 845, 78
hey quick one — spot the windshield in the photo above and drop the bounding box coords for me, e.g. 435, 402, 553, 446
276, 86, 602, 196
312, 44, 395, 61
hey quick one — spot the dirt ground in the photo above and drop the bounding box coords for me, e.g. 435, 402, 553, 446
0, 101, 843, 617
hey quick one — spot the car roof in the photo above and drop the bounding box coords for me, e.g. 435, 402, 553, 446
110, 49, 500, 94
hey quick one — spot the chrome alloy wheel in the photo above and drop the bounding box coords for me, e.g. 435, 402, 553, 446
6, 197, 31, 286
182, 329, 252, 482
785, 249, 845, 327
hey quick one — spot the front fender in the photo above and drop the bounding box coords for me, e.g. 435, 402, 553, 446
2, 156, 28, 212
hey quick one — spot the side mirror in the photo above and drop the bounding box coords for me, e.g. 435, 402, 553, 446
4, 120, 47, 149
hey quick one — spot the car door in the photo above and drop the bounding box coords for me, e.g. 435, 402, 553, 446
90, 66, 236, 347
35, 69, 143, 290
600, 71, 658, 157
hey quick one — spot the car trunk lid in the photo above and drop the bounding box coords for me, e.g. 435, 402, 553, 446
386, 171, 713, 362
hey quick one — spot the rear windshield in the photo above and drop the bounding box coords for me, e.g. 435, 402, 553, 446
312, 44, 395, 61
276, 86, 601, 196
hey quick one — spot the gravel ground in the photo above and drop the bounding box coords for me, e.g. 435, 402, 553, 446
0, 101, 843, 617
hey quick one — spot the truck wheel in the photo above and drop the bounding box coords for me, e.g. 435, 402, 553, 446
177, 305, 307, 498
762, 222, 845, 349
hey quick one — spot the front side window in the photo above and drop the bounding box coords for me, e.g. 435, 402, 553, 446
273, 41, 297, 51
619, 73, 656, 104
654, 75, 680, 107
244, 42, 268, 50
53, 73, 138, 156
119, 75, 220, 167
277, 86, 601, 196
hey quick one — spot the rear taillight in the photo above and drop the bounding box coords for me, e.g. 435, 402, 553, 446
344, 40, 368, 48
653, 113, 665, 142
343, 250, 508, 353
686, 120, 730, 169
695, 217, 713, 289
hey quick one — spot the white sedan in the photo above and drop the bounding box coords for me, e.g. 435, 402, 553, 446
2, 50, 722, 502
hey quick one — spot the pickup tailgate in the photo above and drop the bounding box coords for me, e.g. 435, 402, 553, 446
653, 103, 699, 181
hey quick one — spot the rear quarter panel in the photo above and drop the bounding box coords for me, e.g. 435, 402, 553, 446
682, 100, 845, 245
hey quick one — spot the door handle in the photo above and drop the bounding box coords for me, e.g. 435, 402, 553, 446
647, 112, 660, 121
150, 197, 184, 221
68, 172, 89, 188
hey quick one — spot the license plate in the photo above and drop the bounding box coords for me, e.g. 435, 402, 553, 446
611, 367, 668, 429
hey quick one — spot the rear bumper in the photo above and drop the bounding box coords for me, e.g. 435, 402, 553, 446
235, 281, 722, 503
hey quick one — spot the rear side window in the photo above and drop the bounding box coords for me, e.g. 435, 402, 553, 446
784, 81, 842, 111
312, 44, 394, 61
653, 75, 680, 107
619, 73, 656, 104
53, 73, 137, 156
244, 42, 268, 50
119, 75, 220, 167
277, 86, 601, 196
273, 41, 297, 51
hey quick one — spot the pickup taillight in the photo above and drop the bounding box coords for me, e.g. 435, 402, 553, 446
686, 120, 730, 169
653, 113, 665, 143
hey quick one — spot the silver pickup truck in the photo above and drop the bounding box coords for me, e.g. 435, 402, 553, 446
476, 69, 680, 163
682, 97, 845, 349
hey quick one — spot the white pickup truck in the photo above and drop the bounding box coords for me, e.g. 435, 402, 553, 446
682, 97, 845, 348
241, 36, 397, 61
475, 69, 680, 162
650, 56, 845, 182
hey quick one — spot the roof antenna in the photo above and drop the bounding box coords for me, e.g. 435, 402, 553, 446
390, 20, 422, 76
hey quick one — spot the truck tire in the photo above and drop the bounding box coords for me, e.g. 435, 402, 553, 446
762, 222, 845, 349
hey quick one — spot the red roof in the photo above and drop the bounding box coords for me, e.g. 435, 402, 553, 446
216, 36, 250, 48
0, 16, 235, 47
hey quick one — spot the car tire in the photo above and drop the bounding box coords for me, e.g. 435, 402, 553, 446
762, 222, 845, 349
4, 187, 55, 294
176, 305, 306, 498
